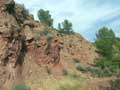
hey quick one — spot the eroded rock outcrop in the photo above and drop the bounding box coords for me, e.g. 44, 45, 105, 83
0, 0, 26, 89
0, 0, 98, 89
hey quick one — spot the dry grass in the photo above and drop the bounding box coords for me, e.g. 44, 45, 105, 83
27, 74, 102, 90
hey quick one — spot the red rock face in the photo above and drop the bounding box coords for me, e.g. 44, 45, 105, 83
47, 43, 61, 64
0, 35, 8, 62
27, 39, 61, 66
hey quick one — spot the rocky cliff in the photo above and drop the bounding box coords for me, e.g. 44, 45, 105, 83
0, 0, 98, 90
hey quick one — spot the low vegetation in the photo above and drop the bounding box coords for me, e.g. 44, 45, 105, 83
12, 83, 30, 90
94, 27, 120, 77
15, 3, 29, 20
75, 27, 120, 77
5, 0, 15, 14
109, 79, 120, 90
58, 20, 74, 34
30, 73, 100, 90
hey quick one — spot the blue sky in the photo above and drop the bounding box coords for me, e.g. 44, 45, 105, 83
15, 0, 120, 41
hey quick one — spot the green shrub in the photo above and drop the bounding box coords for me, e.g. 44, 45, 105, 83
75, 61, 120, 77
40, 29, 49, 36
5, 0, 15, 14
73, 59, 88, 73
75, 63, 88, 72
62, 69, 68, 76
73, 58, 80, 63
89, 66, 120, 77
58, 20, 74, 34
38, 9, 53, 27
94, 27, 120, 77
90, 67, 113, 77
40, 29, 53, 40
95, 57, 112, 69
94, 27, 115, 59
94, 57, 120, 77
12, 83, 30, 90
110, 79, 120, 90
46, 66, 52, 75
15, 3, 29, 20
46, 33, 53, 42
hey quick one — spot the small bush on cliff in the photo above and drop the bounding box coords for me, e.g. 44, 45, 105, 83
58, 19, 73, 34
75, 63, 87, 72
15, 3, 29, 20
42, 29, 49, 36
5, 0, 15, 14
40, 28, 54, 41
62, 69, 68, 76
38, 9, 53, 27
73, 58, 88, 73
45, 32, 53, 54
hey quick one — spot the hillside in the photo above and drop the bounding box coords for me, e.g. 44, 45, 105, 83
0, 0, 115, 90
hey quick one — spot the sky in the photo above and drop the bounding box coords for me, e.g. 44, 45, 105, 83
15, 0, 120, 41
